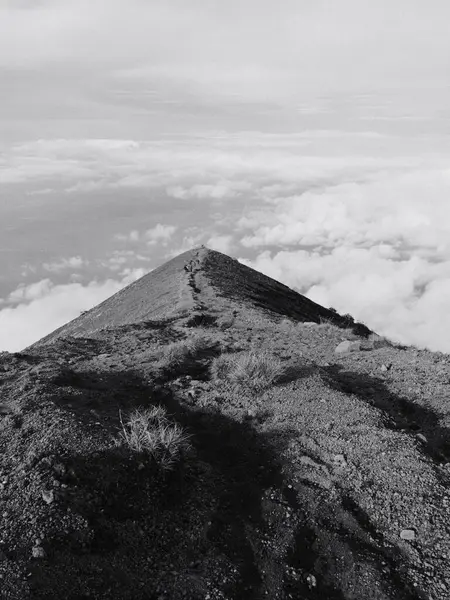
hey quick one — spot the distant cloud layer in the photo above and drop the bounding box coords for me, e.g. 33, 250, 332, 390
1, 131, 450, 352
0, 269, 146, 352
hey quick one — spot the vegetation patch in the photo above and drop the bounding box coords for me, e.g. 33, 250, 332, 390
153, 335, 214, 368
118, 406, 191, 471
211, 350, 287, 392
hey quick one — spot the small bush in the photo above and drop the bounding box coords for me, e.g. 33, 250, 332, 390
119, 406, 191, 471
211, 351, 285, 392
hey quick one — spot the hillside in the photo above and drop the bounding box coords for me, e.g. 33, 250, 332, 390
0, 247, 449, 599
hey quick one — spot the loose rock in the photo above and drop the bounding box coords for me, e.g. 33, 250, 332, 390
41, 489, 55, 505
335, 341, 361, 354
400, 529, 416, 541
32, 546, 46, 559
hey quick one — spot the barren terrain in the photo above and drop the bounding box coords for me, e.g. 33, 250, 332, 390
0, 247, 449, 599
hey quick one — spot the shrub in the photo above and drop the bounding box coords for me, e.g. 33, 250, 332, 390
119, 406, 191, 471
211, 351, 285, 392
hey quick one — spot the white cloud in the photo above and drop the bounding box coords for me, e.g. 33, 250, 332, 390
42, 255, 86, 273
1, 0, 449, 102
242, 247, 450, 352
206, 235, 234, 254
115, 230, 140, 243
145, 223, 177, 245
2, 132, 450, 354
167, 181, 251, 200
239, 168, 450, 252
0, 268, 145, 352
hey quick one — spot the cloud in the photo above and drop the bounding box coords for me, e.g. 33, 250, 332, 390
239, 168, 450, 252
145, 223, 177, 245
0, 268, 146, 352
206, 235, 234, 254
1, 1, 449, 98
115, 230, 140, 243
167, 181, 251, 200
42, 255, 86, 273
1, 132, 450, 353
242, 246, 450, 353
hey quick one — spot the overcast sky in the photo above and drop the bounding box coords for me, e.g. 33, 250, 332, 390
1, 0, 450, 351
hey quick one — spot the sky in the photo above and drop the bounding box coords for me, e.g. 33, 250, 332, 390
1, 0, 450, 352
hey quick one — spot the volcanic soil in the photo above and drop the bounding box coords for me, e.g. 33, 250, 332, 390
0, 247, 449, 599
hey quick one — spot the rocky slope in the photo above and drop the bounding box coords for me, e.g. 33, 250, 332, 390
0, 247, 449, 599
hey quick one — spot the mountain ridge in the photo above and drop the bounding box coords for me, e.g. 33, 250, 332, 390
31, 246, 371, 348
0, 247, 449, 600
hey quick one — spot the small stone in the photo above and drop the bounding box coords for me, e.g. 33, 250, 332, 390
400, 529, 416, 541
32, 546, 46, 559
333, 454, 347, 467
303, 322, 318, 327
416, 433, 427, 443
41, 489, 54, 504
52, 462, 66, 477
335, 341, 361, 354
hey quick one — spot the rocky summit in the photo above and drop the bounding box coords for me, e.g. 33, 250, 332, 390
0, 247, 449, 600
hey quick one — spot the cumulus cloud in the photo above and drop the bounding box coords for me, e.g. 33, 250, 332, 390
206, 235, 234, 254
42, 256, 86, 273
0, 268, 146, 352
242, 247, 450, 352
145, 224, 177, 245
239, 168, 450, 252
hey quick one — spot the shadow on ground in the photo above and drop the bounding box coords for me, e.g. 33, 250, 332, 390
322, 364, 450, 480
26, 359, 431, 599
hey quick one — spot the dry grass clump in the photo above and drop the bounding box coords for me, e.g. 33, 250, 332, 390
154, 335, 213, 368
211, 350, 286, 392
119, 406, 191, 471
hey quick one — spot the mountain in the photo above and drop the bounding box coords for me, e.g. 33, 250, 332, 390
1, 247, 449, 600
31, 247, 370, 347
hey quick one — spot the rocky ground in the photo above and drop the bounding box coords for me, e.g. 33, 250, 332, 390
0, 248, 449, 599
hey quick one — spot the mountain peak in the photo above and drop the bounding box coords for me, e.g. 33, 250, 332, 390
31, 247, 370, 348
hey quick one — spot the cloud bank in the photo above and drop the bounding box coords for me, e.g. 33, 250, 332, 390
0, 269, 146, 352
1, 131, 450, 352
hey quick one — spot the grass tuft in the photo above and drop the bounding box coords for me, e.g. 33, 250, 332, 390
153, 335, 213, 370
119, 406, 191, 471
211, 350, 286, 392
